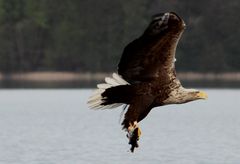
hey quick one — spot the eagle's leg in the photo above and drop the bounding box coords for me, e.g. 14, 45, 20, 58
127, 121, 141, 152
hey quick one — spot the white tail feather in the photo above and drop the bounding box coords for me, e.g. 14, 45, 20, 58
89, 100, 102, 108
97, 83, 112, 89
88, 73, 129, 110
91, 89, 104, 97
105, 77, 120, 86
88, 89, 104, 102
101, 103, 123, 110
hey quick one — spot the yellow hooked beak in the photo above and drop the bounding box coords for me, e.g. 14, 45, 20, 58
197, 91, 208, 99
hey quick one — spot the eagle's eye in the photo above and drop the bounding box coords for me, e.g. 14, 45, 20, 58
158, 20, 163, 26
153, 21, 162, 29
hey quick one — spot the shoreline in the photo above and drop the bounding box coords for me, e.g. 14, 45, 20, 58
0, 71, 240, 82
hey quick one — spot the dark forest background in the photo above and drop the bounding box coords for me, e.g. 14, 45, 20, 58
0, 0, 239, 73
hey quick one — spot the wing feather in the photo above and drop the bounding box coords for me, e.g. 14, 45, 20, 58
118, 13, 184, 84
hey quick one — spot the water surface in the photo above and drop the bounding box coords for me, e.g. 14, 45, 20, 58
0, 89, 239, 164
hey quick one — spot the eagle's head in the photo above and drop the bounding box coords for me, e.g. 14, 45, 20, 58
145, 12, 186, 36
163, 88, 208, 105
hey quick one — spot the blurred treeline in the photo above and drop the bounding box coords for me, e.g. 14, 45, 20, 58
0, 0, 239, 73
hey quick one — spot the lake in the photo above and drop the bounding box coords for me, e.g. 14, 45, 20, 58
0, 89, 239, 164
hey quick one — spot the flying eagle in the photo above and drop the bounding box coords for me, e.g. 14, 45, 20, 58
88, 12, 207, 152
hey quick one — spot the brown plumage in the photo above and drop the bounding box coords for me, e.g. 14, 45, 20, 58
88, 12, 207, 152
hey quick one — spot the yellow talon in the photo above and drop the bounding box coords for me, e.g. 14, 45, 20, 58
137, 127, 141, 138
127, 121, 142, 152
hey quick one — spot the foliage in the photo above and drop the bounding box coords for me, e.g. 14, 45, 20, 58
0, 0, 239, 73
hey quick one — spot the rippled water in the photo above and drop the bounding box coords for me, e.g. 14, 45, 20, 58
0, 89, 239, 164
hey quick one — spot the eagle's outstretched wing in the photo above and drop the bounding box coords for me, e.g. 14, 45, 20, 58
118, 12, 186, 84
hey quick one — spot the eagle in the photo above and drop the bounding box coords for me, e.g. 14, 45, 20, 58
88, 12, 207, 152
